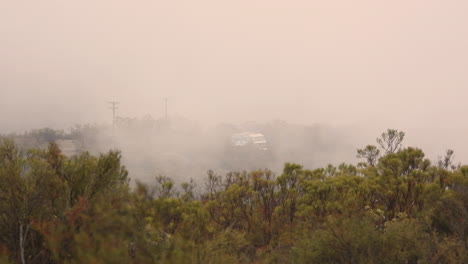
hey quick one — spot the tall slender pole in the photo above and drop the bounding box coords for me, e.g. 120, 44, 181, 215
108, 101, 119, 148
108, 101, 120, 126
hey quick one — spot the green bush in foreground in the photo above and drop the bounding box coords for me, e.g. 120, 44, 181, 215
0, 129, 467, 263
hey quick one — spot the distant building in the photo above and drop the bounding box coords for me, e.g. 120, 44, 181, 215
230, 132, 268, 150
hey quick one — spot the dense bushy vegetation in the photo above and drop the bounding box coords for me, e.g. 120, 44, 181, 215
0, 129, 467, 263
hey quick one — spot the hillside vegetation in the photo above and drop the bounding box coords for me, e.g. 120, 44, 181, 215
0, 129, 467, 263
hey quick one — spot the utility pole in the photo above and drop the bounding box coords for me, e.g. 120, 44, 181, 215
108, 101, 120, 126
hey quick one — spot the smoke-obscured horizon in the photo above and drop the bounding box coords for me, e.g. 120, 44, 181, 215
1, 1, 468, 176
2, 116, 464, 186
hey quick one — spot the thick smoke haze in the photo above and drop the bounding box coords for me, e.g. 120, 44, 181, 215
1, 1, 468, 167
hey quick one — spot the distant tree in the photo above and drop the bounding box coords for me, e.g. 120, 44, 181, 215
376, 129, 405, 154
357, 145, 380, 166
29, 128, 64, 143
438, 149, 457, 171
155, 175, 176, 198
204, 170, 223, 199
181, 179, 196, 201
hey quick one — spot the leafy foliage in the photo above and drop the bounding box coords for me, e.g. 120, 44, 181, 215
0, 129, 467, 263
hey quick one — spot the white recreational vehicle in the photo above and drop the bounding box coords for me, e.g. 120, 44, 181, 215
230, 132, 268, 151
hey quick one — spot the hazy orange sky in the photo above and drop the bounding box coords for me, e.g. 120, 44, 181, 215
1, 0, 468, 159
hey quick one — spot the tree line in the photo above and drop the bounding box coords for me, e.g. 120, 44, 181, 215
0, 129, 467, 263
